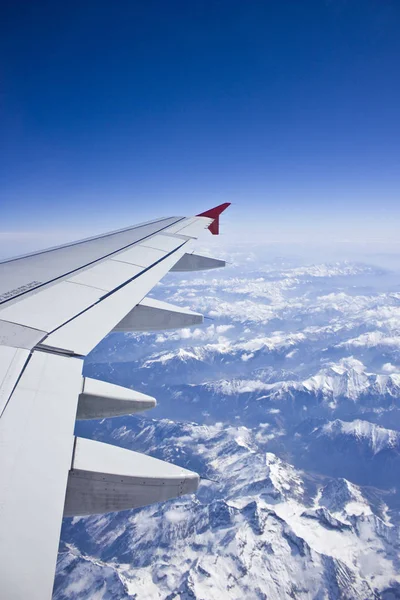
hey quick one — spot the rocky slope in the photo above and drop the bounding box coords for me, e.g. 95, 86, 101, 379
54, 254, 400, 599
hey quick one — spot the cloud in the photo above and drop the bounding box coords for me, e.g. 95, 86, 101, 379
338, 331, 400, 350
154, 324, 233, 344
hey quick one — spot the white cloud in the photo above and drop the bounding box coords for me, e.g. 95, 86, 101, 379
154, 324, 234, 344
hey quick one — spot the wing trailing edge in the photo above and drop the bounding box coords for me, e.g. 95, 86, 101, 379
0, 208, 232, 600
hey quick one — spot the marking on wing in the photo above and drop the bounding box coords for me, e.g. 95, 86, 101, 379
0, 281, 42, 304
0, 320, 46, 349
0, 217, 185, 307
0, 282, 103, 333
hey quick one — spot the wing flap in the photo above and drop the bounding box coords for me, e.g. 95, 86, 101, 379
0, 320, 46, 349
41, 248, 187, 355
140, 233, 187, 252
67, 259, 143, 292
0, 281, 102, 333
0, 351, 83, 600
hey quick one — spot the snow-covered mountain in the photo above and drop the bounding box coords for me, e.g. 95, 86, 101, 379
320, 419, 400, 455
54, 251, 400, 599
206, 356, 400, 404
55, 420, 399, 600
289, 417, 400, 489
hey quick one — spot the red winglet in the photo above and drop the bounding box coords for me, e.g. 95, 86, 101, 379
196, 202, 231, 235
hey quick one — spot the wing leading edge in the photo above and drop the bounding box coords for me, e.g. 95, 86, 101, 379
0, 204, 230, 600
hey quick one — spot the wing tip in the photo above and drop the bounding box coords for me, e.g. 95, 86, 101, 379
196, 202, 231, 235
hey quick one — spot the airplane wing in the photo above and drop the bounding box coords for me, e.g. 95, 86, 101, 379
0, 203, 230, 600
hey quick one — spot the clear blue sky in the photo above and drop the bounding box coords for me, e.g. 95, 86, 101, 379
1, 0, 400, 252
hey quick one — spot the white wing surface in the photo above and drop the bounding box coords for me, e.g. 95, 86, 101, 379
0, 204, 230, 600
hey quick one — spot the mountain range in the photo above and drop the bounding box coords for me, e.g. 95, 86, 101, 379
54, 250, 400, 599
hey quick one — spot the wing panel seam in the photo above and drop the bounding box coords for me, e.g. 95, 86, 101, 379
0, 217, 183, 266
0, 351, 33, 419
63, 280, 109, 292
0, 218, 186, 307
37, 240, 188, 348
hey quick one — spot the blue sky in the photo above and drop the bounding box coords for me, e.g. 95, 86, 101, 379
1, 0, 400, 254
